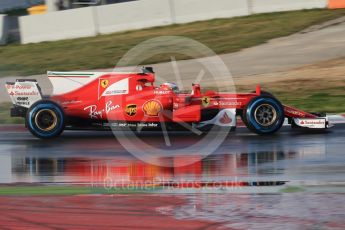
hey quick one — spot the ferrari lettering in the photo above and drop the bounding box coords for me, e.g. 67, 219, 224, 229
61, 100, 82, 105
285, 109, 305, 117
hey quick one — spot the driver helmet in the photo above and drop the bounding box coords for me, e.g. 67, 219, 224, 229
160, 82, 179, 93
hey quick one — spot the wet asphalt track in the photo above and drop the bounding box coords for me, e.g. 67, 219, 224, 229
1, 125, 345, 229
0, 124, 345, 185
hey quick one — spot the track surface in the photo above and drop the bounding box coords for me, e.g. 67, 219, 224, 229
0, 195, 218, 230
0, 125, 345, 183
0, 125, 345, 229
0, 193, 344, 230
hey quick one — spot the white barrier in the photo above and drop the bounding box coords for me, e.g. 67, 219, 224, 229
0, 14, 9, 45
173, 0, 249, 24
251, 0, 328, 14
19, 0, 329, 44
19, 7, 97, 44
96, 0, 172, 34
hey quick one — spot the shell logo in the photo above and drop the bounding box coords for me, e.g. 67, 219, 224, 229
143, 100, 162, 117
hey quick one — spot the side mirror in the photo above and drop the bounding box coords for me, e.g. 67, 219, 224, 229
141, 66, 154, 74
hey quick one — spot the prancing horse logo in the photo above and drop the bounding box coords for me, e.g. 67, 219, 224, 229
101, 79, 109, 88
202, 96, 210, 107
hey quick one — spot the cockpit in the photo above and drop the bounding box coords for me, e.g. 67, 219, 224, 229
159, 82, 179, 94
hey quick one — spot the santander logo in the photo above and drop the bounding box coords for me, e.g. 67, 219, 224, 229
219, 112, 232, 124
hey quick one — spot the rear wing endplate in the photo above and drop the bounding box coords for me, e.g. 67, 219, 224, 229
5, 80, 42, 108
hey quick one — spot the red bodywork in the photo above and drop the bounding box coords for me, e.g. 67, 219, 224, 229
49, 71, 316, 124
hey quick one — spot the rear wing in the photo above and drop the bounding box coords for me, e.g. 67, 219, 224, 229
5, 79, 42, 109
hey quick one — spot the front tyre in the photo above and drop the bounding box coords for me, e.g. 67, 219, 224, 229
243, 96, 284, 135
26, 100, 65, 139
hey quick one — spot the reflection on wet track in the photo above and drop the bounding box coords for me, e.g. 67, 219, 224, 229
10, 152, 291, 184
1, 126, 344, 186
1, 126, 345, 229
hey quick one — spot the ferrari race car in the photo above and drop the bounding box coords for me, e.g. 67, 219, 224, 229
5, 67, 331, 139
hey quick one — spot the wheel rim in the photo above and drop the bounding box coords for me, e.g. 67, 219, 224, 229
254, 104, 277, 127
34, 109, 58, 131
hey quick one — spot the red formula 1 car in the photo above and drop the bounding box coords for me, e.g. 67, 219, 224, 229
5, 67, 331, 139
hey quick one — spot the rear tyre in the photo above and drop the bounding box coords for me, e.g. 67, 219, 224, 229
26, 100, 65, 139
243, 96, 284, 135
